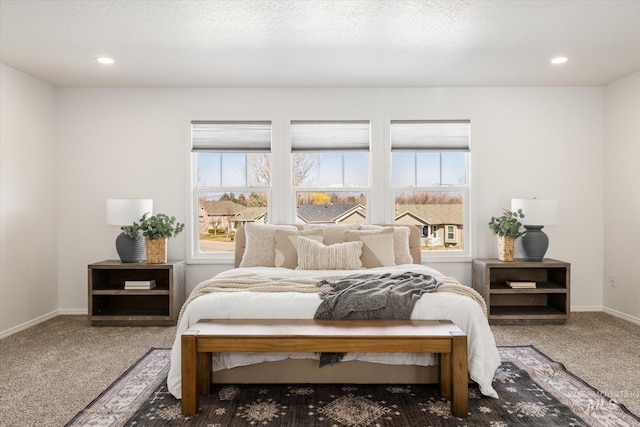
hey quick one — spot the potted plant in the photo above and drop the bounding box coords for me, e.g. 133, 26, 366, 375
138, 213, 185, 264
115, 223, 145, 263
488, 209, 525, 262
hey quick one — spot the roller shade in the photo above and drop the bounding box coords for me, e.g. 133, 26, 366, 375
291, 120, 370, 151
391, 120, 470, 151
192, 121, 271, 152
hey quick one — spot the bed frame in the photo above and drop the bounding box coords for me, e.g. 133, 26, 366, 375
213, 223, 441, 385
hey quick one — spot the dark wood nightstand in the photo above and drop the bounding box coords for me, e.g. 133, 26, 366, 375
472, 258, 570, 324
88, 260, 185, 326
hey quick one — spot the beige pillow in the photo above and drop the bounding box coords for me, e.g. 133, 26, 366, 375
302, 223, 360, 245
297, 237, 363, 270
344, 228, 396, 268
239, 223, 297, 268
360, 225, 413, 265
274, 229, 324, 269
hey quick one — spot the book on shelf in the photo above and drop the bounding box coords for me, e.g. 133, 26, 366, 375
124, 279, 156, 290
506, 280, 536, 288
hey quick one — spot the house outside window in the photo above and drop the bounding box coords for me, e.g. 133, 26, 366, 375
390, 120, 470, 252
291, 120, 370, 224
190, 121, 271, 259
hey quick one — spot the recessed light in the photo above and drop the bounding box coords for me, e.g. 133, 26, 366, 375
96, 57, 115, 65
550, 57, 568, 65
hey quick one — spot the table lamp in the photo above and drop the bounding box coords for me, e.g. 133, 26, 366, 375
107, 198, 153, 262
511, 198, 558, 261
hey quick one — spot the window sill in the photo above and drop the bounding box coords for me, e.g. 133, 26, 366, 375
187, 253, 235, 265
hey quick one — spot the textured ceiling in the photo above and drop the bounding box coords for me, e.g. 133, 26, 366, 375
1, 0, 639, 88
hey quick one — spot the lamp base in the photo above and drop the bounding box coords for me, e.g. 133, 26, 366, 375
518, 225, 549, 262
115, 233, 145, 263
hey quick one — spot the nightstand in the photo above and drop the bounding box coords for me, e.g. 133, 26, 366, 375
472, 258, 570, 324
88, 260, 185, 326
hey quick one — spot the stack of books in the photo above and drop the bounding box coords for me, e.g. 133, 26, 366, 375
124, 279, 156, 290
506, 280, 536, 289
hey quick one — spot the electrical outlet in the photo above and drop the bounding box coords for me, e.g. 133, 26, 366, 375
610, 274, 616, 287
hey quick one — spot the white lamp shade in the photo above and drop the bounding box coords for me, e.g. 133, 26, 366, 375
511, 199, 558, 226
107, 198, 153, 226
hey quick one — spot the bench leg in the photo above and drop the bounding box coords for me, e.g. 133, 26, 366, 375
197, 351, 211, 396
450, 333, 468, 418
439, 352, 451, 397
181, 332, 198, 416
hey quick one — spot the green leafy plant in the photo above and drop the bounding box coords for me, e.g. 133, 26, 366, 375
120, 224, 142, 240
488, 209, 526, 238
138, 213, 185, 240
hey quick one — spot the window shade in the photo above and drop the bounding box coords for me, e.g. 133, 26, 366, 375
192, 121, 271, 152
391, 120, 470, 151
291, 120, 370, 151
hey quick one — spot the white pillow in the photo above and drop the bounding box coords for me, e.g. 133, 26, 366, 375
239, 223, 297, 268
344, 228, 396, 268
302, 223, 360, 245
360, 225, 413, 265
274, 229, 324, 269
297, 237, 363, 270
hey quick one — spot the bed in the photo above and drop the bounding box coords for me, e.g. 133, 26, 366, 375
167, 223, 501, 400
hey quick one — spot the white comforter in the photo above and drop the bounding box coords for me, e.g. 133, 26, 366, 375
168, 264, 501, 399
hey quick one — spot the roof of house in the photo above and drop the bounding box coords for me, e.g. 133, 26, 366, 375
295, 204, 365, 223
200, 200, 266, 220
200, 200, 463, 225
396, 204, 463, 225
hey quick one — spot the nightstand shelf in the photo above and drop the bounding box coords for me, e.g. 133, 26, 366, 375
489, 281, 566, 293
88, 260, 185, 326
472, 258, 570, 324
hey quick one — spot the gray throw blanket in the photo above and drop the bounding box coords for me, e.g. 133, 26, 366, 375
314, 272, 442, 366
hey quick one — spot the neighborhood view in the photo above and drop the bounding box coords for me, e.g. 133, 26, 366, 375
198, 190, 463, 253
195, 132, 466, 253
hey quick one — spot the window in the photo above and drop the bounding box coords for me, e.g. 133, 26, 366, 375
188, 117, 470, 262
390, 120, 469, 252
291, 121, 370, 224
446, 225, 457, 242
191, 121, 271, 257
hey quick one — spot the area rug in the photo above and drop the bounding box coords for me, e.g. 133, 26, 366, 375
66, 346, 640, 427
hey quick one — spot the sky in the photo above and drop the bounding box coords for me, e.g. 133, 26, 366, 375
196, 151, 466, 190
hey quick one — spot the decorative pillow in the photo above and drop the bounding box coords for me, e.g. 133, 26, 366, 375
297, 237, 363, 270
239, 223, 297, 268
302, 223, 360, 245
360, 225, 413, 265
274, 229, 324, 269
344, 228, 396, 268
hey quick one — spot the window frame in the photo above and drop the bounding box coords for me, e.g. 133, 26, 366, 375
186, 116, 276, 264
187, 115, 472, 264
290, 119, 371, 224
385, 117, 472, 261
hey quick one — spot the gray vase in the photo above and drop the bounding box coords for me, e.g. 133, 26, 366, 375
517, 225, 549, 262
115, 233, 145, 263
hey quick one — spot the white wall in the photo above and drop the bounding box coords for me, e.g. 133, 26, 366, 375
54, 87, 605, 313
0, 64, 59, 336
603, 71, 640, 323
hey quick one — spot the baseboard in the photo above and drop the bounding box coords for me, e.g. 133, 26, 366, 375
0, 309, 88, 339
58, 308, 88, 315
603, 307, 640, 325
0, 309, 59, 339
570, 305, 603, 312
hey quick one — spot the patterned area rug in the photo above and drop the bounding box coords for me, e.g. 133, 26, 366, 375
66, 346, 640, 427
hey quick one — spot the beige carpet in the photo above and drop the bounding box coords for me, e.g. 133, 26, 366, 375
0, 312, 638, 426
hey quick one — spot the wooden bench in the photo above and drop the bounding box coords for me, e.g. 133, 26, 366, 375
181, 319, 468, 418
